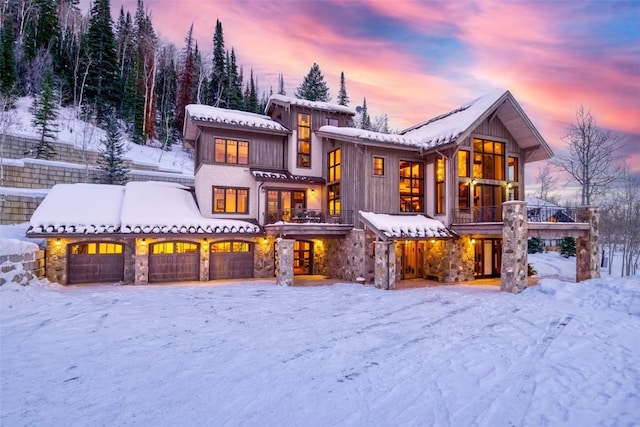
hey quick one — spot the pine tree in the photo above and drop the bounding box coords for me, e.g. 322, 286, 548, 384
81, 0, 119, 123
225, 48, 243, 110
246, 69, 258, 113
295, 63, 330, 102
156, 45, 177, 149
337, 71, 349, 106
95, 114, 129, 184
560, 237, 576, 258
0, 17, 17, 95
29, 72, 58, 159
360, 97, 371, 130
277, 72, 286, 95
175, 25, 195, 136
208, 19, 226, 107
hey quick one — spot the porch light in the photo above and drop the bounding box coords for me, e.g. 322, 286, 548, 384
55, 238, 61, 246
141, 238, 147, 245
262, 237, 269, 244
471, 178, 478, 185
430, 239, 436, 244
507, 181, 513, 189
471, 238, 476, 244
310, 188, 316, 196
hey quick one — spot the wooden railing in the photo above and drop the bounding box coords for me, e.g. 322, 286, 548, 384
264, 209, 354, 225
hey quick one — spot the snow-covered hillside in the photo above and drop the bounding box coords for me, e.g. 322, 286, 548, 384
4, 97, 193, 174
1, 253, 638, 426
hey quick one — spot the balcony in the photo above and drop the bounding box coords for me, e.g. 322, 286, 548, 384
452, 206, 502, 224
263, 209, 354, 237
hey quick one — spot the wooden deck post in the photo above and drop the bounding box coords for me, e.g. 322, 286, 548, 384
501, 201, 528, 293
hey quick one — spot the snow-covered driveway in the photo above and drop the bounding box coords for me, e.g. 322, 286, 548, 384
1, 277, 639, 426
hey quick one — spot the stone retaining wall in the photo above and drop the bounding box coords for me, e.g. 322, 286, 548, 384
0, 193, 46, 224
0, 249, 45, 286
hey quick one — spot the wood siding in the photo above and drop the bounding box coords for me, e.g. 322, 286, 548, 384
196, 128, 285, 170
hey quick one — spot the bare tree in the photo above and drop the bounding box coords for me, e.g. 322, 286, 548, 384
534, 163, 558, 203
0, 95, 19, 223
554, 106, 623, 205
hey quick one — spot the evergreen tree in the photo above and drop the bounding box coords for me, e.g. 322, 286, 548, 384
24, 0, 61, 64
246, 69, 258, 113
81, 0, 119, 123
208, 19, 226, 107
560, 237, 576, 258
176, 24, 195, 136
277, 72, 286, 95
528, 237, 545, 254
337, 71, 349, 106
133, 0, 157, 142
0, 17, 17, 95
225, 48, 243, 110
95, 114, 129, 184
295, 62, 330, 101
29, 72, 58, 159
156, 45, 177, 149
360, 97, 371, 130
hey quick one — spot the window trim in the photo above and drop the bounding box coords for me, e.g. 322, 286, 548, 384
212, 186, 249, 214
214, 137, 249, 165
399, 160, 425, 213
297, 113, 312, 168
472, 137, 505, 180
372, 156, 385, 177
435, 155, 446, 215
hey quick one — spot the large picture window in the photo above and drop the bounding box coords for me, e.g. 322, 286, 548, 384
297, 113, 311, 167
213, 187, 248, 214
435, 156, 446, 215
472, 138, 504, 180
458, 150, 469, 177
328, 148, 341, 215
399, 161, 424, 212
215, 138, 249, 165
328, 148, 341, 182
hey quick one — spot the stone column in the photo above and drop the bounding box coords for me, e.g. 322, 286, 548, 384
46, 237, 67, 285
134, 238, 149, 285
374, 241, 395, 290
576, 206, 600, 282
501, 201, 528, 293
276, 238, 294, 286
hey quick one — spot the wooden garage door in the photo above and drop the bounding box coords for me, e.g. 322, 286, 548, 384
209, 241, 254, 280
149, 241, 200, 283
68, 242, 124, 284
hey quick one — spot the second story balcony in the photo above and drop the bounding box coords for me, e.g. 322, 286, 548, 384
263, 209, 355, 237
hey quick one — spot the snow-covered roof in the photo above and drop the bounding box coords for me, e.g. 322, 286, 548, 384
28, 182, 260, 236
185, 104, 289, 133
266, 94, 356, 115
251, 168, 325, 184
317, 126, 423, 149
359, 211, 455, 240
401, 90, 507, 147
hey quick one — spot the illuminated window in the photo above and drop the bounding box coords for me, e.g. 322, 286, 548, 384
214, 138, 249, 165
328, 148, 341, 182
458, 150, 469, 177
372, 156, 384, 176
328, 183, 340, 215
152, 242, 174, 254
176, 242, 198, 253
210, 241, 250, 253
399, 161, 424, 212
458, 182, 470, 210
212, 186, 248, 213
435, 156, 446, 215
297, 113, 311, 167
70, 242, 122, 255
472, 138, 504, 180
508, 156, 518, 182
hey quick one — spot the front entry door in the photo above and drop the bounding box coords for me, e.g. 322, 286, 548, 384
293, 240, 312, 275
401, 241, 424, 279
474, 238, 502, 278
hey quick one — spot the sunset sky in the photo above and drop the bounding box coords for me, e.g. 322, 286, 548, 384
84, 0, 640, 195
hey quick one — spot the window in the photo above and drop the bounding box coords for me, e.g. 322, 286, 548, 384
297, 113, 311, 167
70, 243, 123, 255
372, 156, 385, 176
210, 241, 250, 253
508, 156, 518, 182
214, 138, 249, 165
151, 242, 197, 254
328, 148, 341, 182
328, 183, 340, 215
325, 117, 339, 126
458, 150, 469, 177
472, 138, 504, 180
435, 156, 445, 215
213, 187, 248, 213
399, 161, 424, 212
458, 182, 470, 210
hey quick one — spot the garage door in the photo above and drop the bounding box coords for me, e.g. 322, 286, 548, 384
209, 241, 254, 280
148, 241, 200, 283
68, 242, 124, 284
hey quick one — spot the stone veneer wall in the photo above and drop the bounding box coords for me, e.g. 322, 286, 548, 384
276, 239, 294, 286
254, 236, 276, 278
323, 230, 366, 281
444, 238, 475, 282
0, 249, 44, 286
501, 201, 528, 293
576, 206, 600, 282
0, 193, 46, 224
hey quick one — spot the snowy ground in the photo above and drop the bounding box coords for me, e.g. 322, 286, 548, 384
1, 251, 639, 426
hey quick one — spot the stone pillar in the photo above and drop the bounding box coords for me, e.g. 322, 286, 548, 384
374, 241, 395, 290
46, 238, 67, 285
501, 201, 528, 293
276, 238, 294, 286
134, 238, 149, 285
576, 206, 600, 282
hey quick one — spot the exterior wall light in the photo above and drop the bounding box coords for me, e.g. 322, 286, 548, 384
471, 238, 476, 244
310, 188, 316, 196
55, 238, 61, 246
471, 178, 478, 185
141, 238, 147, 245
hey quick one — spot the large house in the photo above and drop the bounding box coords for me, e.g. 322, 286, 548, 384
30, 90, 599, 291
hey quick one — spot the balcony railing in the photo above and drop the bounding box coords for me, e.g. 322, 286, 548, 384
453, 205, 585, 224
264, 209, 354, 225
452, 206, 502, 224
